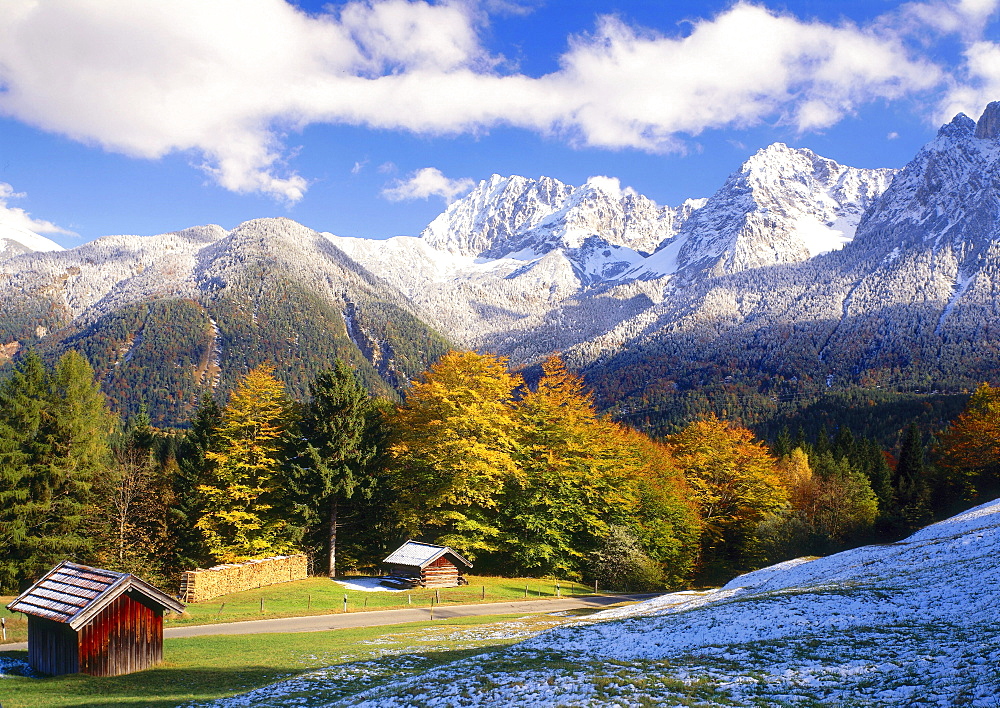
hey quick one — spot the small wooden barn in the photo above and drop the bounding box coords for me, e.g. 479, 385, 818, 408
381, 541, 472, 589
6, 561, 185, 677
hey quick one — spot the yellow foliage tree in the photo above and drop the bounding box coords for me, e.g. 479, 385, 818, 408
389, 351, 523, 555
666, 416, 788, 577
195, 365, 296, 563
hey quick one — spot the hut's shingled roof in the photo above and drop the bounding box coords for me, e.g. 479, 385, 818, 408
383, 541, 472, 569
7, 561, 184, 630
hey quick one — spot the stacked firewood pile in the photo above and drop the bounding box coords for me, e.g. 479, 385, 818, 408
179, 554, 307, 603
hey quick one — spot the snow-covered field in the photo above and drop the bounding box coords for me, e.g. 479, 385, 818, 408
332, 577, 403, 593
200, 498, 1000, 706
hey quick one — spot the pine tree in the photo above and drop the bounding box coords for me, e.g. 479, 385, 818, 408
195, 365, 297, 563
25, 351, 115, 580
287, 361, 389, 577
170, 395, 222, 571
772, 426, 793, 458
0, 350, 49, 590
895, 423, 931, 530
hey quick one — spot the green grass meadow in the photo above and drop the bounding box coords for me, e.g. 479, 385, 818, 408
0, 575, 595, 645
168, 574, 594, 627
0, 576, 601, 707
0, 613, 566, 708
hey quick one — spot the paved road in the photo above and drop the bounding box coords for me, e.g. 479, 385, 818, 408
0, 594, 656, 651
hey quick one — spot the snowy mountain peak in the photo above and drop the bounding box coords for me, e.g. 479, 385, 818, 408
420, 174, 697, 258
938, 112, 976, 139
0, 223, 65, 260
634, 143, 896, 278
974, 101, 1000, 139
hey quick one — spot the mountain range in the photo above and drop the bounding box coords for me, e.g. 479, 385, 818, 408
3, 103, 999, 426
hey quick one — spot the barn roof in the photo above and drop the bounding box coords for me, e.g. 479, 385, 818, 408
6, 561, 185, 630
383, 540, 472, 569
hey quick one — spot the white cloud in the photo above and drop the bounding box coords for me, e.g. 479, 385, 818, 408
0, 0, 959, 201
382, 167, 474, 203
897, 0, 1000, 37
888, 131, 901, 139
0, 183, 75, 237
584, 175, 635, 199
937, 41, 1000, 122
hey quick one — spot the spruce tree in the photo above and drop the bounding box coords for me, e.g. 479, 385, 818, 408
773, 426, 793, 458
170, 395, 222, 571
34, 351, 115, 569
286, 361, 387, 577
0, 350, 49, 590
895, 423, 931, 531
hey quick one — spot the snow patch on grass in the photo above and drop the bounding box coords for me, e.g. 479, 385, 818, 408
198, 498, 1000, 706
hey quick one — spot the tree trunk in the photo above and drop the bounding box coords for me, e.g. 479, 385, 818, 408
328, 499, 337, 578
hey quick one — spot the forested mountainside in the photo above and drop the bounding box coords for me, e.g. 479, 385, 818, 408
0, 219, 449, 424
2, 105, 1000, 429
581, 107, 1000, 430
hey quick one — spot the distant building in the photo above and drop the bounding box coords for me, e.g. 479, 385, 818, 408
381, 541, 472, 589
7, 561, 185, 676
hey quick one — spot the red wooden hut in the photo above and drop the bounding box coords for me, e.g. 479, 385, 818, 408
6, 561, 185, 676
381, 541, 472, 589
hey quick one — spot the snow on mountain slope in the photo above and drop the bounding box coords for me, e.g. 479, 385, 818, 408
633, 143, 895, 279
0, 222, 64, 259
328, 231, 619, 348
0, 224, 227, 322
422, 173, 697, 258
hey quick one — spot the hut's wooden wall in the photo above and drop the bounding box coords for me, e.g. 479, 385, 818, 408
78, 592, 163, 677
421, 556, 461, 588
28, 617, 78, 676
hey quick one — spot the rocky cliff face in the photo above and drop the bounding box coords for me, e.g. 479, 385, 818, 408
634, 144, 896, 279
421, 174, 697, 258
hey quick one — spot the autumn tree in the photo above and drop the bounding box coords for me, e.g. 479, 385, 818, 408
286, 361, 391, 577
503, 357, 700, 583
389, 351, 522, 557
195, 365, 297, 563
811, 453, 878, 543
667, 416, 787, 579
936, 383, 1000, 504
615, 426, 701, 587
501, 356, 632, 576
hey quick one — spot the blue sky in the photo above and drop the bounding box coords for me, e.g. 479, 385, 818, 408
1, 0, 998, 247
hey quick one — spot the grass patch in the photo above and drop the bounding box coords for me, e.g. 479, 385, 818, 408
0, 602, 27, 643
164, 575, 595, 628
0, 613, 560, 708
0, 575, 596, 645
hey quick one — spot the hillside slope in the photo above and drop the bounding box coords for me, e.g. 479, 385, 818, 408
337, 498, 1000, 706
0, 219, 450, 424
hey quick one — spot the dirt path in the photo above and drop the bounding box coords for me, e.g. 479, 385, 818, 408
0, 594, 656, 651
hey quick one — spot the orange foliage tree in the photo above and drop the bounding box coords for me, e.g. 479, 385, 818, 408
666, 416, 788, 578
936, 382, 1000, 501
